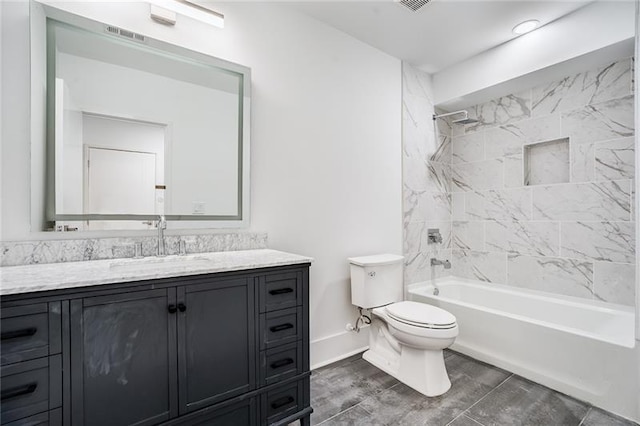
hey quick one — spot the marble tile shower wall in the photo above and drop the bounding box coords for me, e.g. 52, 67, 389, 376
0, 233, 268, 267
402, 63, 453, 285
450, 57, 635, 306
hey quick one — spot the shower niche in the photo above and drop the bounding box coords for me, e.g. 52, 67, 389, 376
524, 138, 570, 186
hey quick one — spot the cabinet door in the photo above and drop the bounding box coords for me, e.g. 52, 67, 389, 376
70, 289, 178, 426
177, 277, 255, 414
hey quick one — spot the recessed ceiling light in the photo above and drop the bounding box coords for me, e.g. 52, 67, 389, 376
512, 20, 540, 35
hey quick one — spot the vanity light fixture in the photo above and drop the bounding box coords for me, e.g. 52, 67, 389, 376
512, 19, 539, 35
149, 0, 224, 28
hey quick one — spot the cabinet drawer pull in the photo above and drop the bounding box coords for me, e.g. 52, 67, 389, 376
168, 304, 178, 314
270, 395, 294, 410
1, 383, 38, 401
270, 323, 294, 333
269, 288, 293, 295
270, 358, 294, 369
1, 327, 37, 341
178, 303, 187, 312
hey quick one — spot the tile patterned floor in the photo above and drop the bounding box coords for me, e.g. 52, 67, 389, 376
310, 351, 639, 426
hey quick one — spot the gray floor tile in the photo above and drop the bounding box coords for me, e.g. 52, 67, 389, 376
466, 375, 590, 426
319, 405, 378, 426
311, 354, 398, 424
349, 353, 511, 425
581, 407, 640, 426
448, 415, 485, 426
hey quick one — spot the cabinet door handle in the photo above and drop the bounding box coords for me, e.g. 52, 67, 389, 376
1, 327, 37, 341
270, 395, 294, 410
178, 303, 187, 312
270, 358, 294, 369
168, 304, 177, 314
269, 288, 293, 295
270, 323, 294, 333
1, 383, 37, 401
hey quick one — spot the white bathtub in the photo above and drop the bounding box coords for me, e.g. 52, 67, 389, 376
408, 277, 639, 421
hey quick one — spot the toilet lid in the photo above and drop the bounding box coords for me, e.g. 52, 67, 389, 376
386, 301, 456, 328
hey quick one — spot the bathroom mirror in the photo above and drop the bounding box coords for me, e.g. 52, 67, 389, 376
36, 5, 250, 231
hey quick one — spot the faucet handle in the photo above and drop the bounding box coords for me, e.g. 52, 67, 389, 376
427, 228, 443, 244
156, 215, 167, 229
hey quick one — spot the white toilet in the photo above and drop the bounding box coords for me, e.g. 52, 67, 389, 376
349, 254, 458, 397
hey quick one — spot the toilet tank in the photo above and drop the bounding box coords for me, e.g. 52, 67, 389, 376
348, 254, 404, 309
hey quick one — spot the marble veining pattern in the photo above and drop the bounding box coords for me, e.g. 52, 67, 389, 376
452, 159, 504, 192
485, 221, 560, 257
0, 232, 268, 267
562, 95, 634, 144
453, 221, 485, 252
465, 91, 532, 132
532, 180, 631, 221
404, 58, 634, 306
484, 114, 562, 159
402, 63, 453, 285
0, 249, 312, 296
504, 154, 524, 188
595, 137, 635, 181
532, 58, 632, 115
452, 132, 484, 164
593, 262, 636, 306
452, 250, 507, 283
466, 189, 532, 221
571, 142, 596, 183
507, 255, 594, 299
560, 222, 635, 263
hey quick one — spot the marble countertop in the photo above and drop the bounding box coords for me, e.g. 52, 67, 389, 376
0, 249, 313, 296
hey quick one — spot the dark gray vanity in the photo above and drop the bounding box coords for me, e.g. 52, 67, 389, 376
0, 251, 312, 426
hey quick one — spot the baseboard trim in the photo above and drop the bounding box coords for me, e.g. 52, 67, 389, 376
310, 327, 369, 370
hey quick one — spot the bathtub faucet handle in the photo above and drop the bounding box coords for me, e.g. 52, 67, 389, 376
427, 229, 443, 244
430, 258, 451, 269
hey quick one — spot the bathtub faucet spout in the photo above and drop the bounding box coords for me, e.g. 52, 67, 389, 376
430, 258, 451, 269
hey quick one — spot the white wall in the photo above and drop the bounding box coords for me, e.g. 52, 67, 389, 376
56, 50, 238, 216
433, 1, 636, 108
0, 1, 402, 366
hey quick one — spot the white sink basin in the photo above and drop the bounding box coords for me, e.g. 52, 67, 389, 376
109, 255, 212, 272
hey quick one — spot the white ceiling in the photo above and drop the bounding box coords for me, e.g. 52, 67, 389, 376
287, 0, 592, 73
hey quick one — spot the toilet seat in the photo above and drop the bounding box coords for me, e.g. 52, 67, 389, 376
385, 301, 456, 329
372, 302, 458, 340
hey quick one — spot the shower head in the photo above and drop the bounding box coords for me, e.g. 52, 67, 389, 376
433, 110, 478, 125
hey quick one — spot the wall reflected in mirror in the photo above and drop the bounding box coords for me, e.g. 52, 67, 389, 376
46, 17, 249, 230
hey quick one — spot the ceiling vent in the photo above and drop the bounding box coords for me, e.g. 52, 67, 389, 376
105, 25, 146, 43
397, 0, 432, 12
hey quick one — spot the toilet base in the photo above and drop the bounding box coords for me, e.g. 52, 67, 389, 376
363, 320, 452, 397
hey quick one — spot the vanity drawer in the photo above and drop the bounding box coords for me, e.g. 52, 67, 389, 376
0, 356, 61, 424
260, 307, 302, 350
170, 397, 257, 426
261, 380, 304, 425
259, 271, 302, 313
1, 304, 59, 366
260, 342, 302, 386
3, 408, 62, 426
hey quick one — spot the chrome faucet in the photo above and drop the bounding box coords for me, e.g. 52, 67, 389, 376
430, 258, 451, 269
427, 229, 443, 244
156, 215, 167, 257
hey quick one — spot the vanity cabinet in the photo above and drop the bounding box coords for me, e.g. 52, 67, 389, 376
70, 289, 177, 426
0, 263, 311, 426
